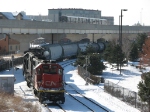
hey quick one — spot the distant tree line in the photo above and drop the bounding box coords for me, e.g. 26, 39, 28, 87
75, 33, 148, 75
103, 33, 148, 68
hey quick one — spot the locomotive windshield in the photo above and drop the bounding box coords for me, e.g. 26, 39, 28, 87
35, 64, 63, 75
42, 65, 57, 74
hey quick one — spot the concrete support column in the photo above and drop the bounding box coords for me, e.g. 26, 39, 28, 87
92, 33, 94, 43
52, 33, 54, 44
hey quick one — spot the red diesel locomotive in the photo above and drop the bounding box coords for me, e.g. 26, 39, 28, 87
23, 47, 65, 104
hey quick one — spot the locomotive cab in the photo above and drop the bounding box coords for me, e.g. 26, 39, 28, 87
34, 63, 64, 89
23, 49, 65, 104
33, 61, 65, 104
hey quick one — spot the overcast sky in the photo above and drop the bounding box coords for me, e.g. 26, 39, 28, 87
0, 0, 150, 26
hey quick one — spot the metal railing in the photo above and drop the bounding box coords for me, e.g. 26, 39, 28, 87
78, 65, 102, 85
0, 57, 23, 71
104, 79, 148, 112
77, 65, 148, 112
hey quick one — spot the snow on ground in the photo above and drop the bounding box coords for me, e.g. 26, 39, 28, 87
64, 64, 140, 112
0, 60, 144, 112
102, 61, 149, 92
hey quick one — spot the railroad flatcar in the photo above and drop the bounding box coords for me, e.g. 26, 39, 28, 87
23, 48, 65, 104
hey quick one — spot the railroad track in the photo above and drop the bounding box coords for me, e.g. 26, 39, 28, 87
61, 60, 110, 112
65, 83, 110, 112
66, 91, 95, 111
44, 103, 66, 112
56, 103, 66, 112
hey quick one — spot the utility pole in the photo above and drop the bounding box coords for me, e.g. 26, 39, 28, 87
140, 8, 143, 25
12, 55, 14, 75
85, 56, 89, 85
120, 9, 128, 75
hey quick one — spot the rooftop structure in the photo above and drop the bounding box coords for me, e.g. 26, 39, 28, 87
0, 11, 30, 20
48, 8, 114, 25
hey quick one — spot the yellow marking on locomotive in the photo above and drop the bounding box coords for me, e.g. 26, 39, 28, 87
38, 90, 65, 93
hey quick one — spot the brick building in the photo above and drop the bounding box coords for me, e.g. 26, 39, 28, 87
0, 34, 20, 54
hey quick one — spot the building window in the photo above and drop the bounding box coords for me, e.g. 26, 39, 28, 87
10, 46, 12, 50
0, 15, 3, 19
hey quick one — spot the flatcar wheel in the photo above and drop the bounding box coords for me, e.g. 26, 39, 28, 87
61, 97, 65, 104
24, 76, 27, 81
27, 82, 31, 88
27, 82, 29, 87
22, 70, 24, 76
23, 72, 26, 80
39, 96, 43, 104
38, 93, 44, 104
52, 101, 56, 104
24, 72, 29, 81
34, 89, 37, 96
60, 100, 64, 104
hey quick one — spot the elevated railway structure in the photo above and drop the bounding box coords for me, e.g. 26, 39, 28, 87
0, 20, 150, 53
0, 20, 150, 34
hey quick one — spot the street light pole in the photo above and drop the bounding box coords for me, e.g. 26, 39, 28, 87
120, 9, 127, 46
12, 55, 14, 75
85, 56, 88, 85
119, 15, 120, 44
120, 9, 127, 75
117, 15, 121, 70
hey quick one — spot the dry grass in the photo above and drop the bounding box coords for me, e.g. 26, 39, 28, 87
0, 92, 41, 112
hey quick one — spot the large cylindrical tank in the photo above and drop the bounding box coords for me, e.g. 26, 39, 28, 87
97, 42, 105, 52
41, 44, 63, 60
61, 43, 78, 58
78, 42, 89, 52
90, 42, 100, 52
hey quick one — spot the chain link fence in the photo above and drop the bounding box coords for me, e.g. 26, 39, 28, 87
0, 57, 23, 71
104, 79, 148, 112
78, 65, 104, 85
77, 65, 149, 112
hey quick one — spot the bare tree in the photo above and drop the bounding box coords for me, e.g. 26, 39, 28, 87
122, 35, 136, 63
140, 37, 150, 66
109, 37, 118, 46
